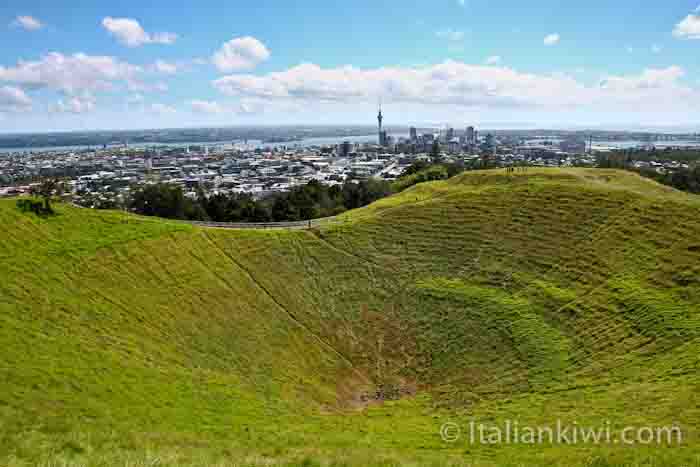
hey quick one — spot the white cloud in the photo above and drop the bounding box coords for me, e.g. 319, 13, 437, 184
127, 94, 145, 104
213, 62, 578, 108
212, 61, 699, 114
102, 17, 177, 47
212, 36, 271, 72
673, 14, 700, 39
49, 94, 96, 114
544, 33, 560, 46
0, 86, 32, 112
237, 100, 260, 114
12, 15, 43, 31
127, 80, 168, 93
190, 100, 226, 114
436, 29, 465, 41
189, 99, 260, 115
148, 103, 177, 115
485, 55, 502, 65
151, 60, 178, 74
598, 66, 685, 92
0, 52, 141, 94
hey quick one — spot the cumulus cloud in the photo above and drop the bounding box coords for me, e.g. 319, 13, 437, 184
151, 60, 178, 74
544, 33, 560, 46
0, 86, 32, 112
213, 62, 582, 109
673, 14, 700, 39
0, 52, 141, 94
49, 94, 96, 114
598, 66, 685, 92
212, 36, 270, 72
147, 103, 177, 115
12, 15, 43, 31
127, 94, 145, 104
126, 80, 168, 93
212, 61, 699, 113
485, 56, 502, 65
188, 99, 261, 115
102, 17, 177, 47
190, 100, 227, 114
436, 29, 465, 41
595, 67, 696, 108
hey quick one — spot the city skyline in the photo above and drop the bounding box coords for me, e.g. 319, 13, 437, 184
2, 1, 700, 132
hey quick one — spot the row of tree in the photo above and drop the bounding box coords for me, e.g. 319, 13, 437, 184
619, 148, 700, 163
597, 150, 700, 169
596, 150, 700, 194
636, 166, 700, 194
21, 161, 472, 222
129, 178, 394, 222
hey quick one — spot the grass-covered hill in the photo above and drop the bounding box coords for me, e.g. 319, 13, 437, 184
1, 168, 699, 467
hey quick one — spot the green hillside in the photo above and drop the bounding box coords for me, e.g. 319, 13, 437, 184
1, 168, 699, 466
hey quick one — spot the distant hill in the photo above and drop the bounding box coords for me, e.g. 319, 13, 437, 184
1, 168, 698, 466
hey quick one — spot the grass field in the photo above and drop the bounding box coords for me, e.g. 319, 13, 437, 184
0, 168, 699, 466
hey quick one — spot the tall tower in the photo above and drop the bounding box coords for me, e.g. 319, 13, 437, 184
377, 104, 384, 146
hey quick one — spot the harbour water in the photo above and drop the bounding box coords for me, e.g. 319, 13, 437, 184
0, 134, 387, 155
2, 135, 699, 155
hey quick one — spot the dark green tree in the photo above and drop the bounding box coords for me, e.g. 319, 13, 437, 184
430, 141, 441, 163
30, 178, 65, 214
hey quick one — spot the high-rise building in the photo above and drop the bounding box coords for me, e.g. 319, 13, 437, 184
339, 141, 352, 157
377, 105, 384, 146
380, 130, 388, 147
466, 126, 475, 145
409, 127, 417, 141
446, 127, 455, 141
483, 133, 496, 155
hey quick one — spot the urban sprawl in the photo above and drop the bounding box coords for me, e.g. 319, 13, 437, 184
1, 112, 699, 208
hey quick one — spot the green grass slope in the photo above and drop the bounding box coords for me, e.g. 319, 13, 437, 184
1, 168, 699, 466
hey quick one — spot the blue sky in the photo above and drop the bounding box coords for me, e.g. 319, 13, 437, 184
1, 0, 700, 132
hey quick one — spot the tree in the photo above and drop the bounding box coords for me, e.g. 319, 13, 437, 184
129, 179, 393, 223
401, 161, 430, 177
30, 178, 65, 214
129, 184, 191, 219
430, 141, 441, 163
271, 195, 295, 221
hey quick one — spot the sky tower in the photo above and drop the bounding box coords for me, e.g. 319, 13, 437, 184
377, 103, 383, 146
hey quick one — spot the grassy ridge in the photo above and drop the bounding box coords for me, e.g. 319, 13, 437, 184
0, 168, 699, 466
